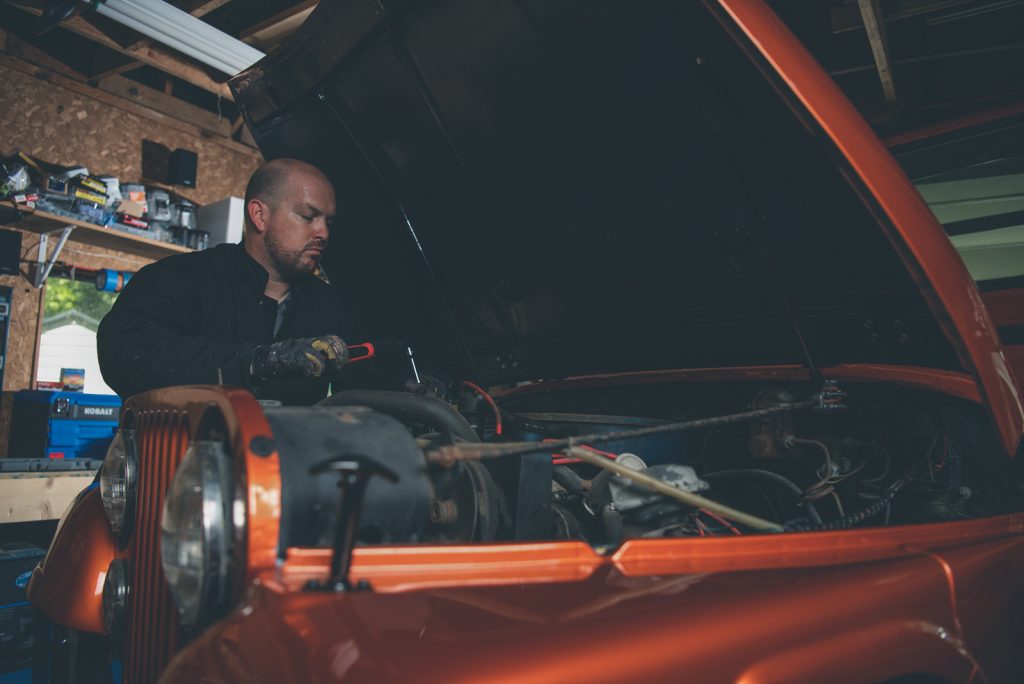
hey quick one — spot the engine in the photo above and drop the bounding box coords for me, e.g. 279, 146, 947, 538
276, 379, 1024, 549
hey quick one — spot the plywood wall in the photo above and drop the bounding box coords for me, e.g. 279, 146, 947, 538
0, 62, 262, 455
1, 63, 261, 206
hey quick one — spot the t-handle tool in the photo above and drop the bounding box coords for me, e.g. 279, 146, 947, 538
305, 454, 399, 592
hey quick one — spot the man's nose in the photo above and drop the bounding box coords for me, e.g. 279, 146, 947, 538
312, 217, 330, 240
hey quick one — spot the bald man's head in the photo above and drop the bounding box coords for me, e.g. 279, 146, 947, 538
242, 158, 336, 279
244, 159, 330, 223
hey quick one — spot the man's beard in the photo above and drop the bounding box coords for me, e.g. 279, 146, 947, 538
265, 231, 324, 278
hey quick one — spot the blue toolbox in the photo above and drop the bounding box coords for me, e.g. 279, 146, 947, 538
7, 391, 120, 461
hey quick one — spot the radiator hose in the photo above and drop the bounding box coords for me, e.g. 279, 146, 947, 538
318, 390, 480, 443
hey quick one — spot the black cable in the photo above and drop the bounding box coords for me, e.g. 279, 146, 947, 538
703, 469, 822, 524
786, 477, 907, 532
434, 401, 814, 462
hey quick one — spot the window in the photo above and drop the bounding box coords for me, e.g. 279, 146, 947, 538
36, 278, 117, 394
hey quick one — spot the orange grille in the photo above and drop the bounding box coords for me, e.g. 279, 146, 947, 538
126, 410, 189, 684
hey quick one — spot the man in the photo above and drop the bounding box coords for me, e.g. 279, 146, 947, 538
98, 158, 357, 405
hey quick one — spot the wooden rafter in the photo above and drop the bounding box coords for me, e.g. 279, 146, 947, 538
857, 0, 900, 121
179, 0, 234, 16
84, 50, 143, 81
7, 1, 233, 100
241, 0, 317, 50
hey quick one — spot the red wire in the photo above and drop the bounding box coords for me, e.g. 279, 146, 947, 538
699, 508, 742, 535
460, 381, 503, 436
550, 445, 619, 466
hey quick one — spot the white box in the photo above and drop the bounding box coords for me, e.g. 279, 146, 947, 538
197, 196, 244, 247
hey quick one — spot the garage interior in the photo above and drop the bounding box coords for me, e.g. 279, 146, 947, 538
0, 0, 1022, 682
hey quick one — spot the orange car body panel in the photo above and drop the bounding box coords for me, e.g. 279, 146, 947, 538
160, 526, 1024, 683
26, 487, 115, 634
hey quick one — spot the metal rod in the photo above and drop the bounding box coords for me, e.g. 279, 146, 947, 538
35, 225, 74, 288
316, 91, 484, 383
427, 401, 814, 463
565, 447, 782, 532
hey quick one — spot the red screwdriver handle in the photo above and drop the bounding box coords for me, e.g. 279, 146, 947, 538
348, 342, 376, 363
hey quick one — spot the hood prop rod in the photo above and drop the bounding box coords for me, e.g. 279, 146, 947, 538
316, 90, 485, 384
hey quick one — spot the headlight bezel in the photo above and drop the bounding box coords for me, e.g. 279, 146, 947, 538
100, 425, 138, 547
160, 438, 234, 631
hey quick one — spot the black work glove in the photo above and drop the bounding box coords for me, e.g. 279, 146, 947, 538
250, 335, 350, 384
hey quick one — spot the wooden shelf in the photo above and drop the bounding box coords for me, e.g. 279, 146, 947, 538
1, 201, 193, 260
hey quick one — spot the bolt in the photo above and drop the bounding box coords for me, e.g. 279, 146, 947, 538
430, 499, 459, 525
958, 486, 972, 500
868, 332, 879, 343
249, 436, 275, 457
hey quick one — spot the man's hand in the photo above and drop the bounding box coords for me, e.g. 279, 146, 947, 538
250, 335, 350, 383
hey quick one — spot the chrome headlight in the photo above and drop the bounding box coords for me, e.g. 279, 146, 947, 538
160, 440, 233, 630
100, 429, 137, 544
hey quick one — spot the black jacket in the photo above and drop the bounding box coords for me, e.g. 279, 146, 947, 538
98, 242, 359, 405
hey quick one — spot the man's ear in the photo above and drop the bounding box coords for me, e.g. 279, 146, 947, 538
247, 198, 270, 234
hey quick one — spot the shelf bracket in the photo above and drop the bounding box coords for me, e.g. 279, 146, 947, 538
34, 225, 75, 288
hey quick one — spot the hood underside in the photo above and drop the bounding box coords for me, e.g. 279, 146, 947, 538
232, 0, 961, 385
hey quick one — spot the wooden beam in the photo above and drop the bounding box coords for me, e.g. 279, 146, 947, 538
10, 2, 232, 99
0, 53, 260, 158
857, 0, 900, 122
78, 11, 142, 49
183, 0, 234, 16
98, 74, 232, 138
3, 31, 89, 78
83, 50, 142, 81
125, 44, 231, 99
241, 0, 317, 50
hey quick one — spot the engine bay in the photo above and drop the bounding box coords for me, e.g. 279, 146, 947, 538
271, 378, 1024, 550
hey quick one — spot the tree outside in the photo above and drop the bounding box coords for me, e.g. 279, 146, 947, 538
44, 278, 118, 327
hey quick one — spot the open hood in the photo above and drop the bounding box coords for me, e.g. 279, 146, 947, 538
230, 0, 1022, 451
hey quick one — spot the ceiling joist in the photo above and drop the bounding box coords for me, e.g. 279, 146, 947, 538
8, 1, 233, 100
857, 0, 900, 122
240, 0, 317, 50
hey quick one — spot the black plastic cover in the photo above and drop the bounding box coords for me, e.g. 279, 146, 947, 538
266, 406, 433, 549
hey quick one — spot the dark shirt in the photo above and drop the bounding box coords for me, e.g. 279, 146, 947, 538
97, 242, 357, 405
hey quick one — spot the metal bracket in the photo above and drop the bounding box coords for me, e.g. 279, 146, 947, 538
34, 225, 75, 288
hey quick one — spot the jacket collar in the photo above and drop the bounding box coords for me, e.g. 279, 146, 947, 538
236, 241, 320, 298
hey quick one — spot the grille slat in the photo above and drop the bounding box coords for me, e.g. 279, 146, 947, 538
126, 411, 188, 684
